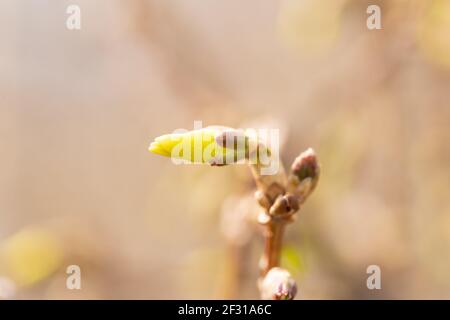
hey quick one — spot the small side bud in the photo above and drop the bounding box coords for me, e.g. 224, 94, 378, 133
269, 194, 299, 217
250, 165, 287, 204
285, 194, 300, 212
288, 148, 320, 201
291, 148, 319, 184
260, 267, 297, 300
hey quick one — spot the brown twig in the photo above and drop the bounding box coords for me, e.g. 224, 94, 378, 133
250, 148, 320, 299
261, 220, 285, 275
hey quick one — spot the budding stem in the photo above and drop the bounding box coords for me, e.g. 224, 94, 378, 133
249, 147, 318, 299
261, 220, 286, 276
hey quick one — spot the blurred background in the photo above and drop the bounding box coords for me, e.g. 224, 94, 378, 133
1, 0, 450, 299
